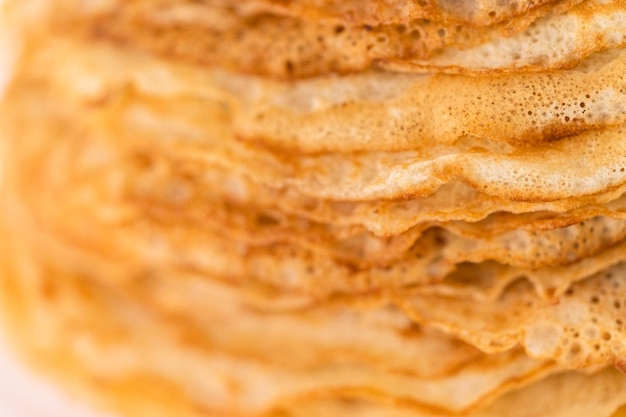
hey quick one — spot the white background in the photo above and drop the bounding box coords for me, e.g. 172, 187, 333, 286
0, 333, 112, 417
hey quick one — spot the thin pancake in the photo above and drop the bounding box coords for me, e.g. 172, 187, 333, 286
38, 34, 626, 154
383, 0, 626, 75
19, 44, 626, 203
0, 228, 556, 415
275, 369, 626, 417
222, 0, 565, 27
397, 262, 626, 369
76, 0, 584, 79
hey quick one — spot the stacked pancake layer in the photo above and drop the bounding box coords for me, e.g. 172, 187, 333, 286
2, 0, 626, 416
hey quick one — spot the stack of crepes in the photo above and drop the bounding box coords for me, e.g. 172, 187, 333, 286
3, 0, 626, 416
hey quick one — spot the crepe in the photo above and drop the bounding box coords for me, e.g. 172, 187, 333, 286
35, 36, 626, 154
0, 225, 558, 415
224, 0, 566, 26
397, 263, 626, 369
276, 369, 626, 417
3, 1, 626, 417
74, 0, 591, 79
